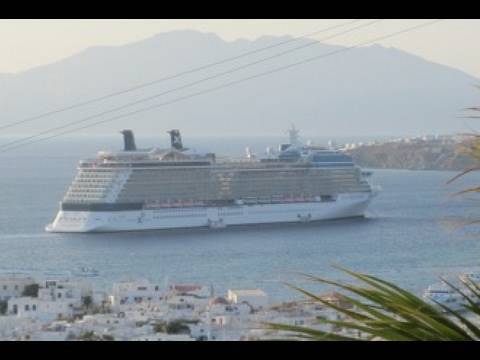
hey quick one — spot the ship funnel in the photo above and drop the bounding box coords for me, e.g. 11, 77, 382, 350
121, 129, 137, 151
167, 129, 183, 150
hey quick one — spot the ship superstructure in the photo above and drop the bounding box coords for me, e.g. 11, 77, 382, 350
46, 128, 378, 233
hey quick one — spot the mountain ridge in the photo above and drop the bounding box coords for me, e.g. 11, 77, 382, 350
0, 30, 478, 138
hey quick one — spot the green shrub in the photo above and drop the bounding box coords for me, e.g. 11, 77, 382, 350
153, 319, 192, 334
153, 320, 168, 333
166, 320, 191, 334
76, 331, 114, 341
0, 300, 7, 315
22, 284, 39, 298
82, 296, 93, 309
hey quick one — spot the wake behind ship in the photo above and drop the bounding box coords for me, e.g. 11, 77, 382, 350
46, 128, 378, 233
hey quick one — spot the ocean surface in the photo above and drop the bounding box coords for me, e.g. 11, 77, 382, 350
1, 135, 480, 303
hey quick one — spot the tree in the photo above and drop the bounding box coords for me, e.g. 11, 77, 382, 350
76, 331, 97, 341
82, 296, 93, 310
153, 320, 168, 333
166, 320, 191, 335
75, 331, 114, 341
21, 284, 39, 298
101, 334, 115, 341
0, 300, 7, 315
153, 319, 192, 335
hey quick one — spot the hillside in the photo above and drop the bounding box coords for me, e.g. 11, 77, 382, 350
347, 138, 475, 171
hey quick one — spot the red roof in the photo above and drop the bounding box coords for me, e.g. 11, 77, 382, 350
172, 284, 202, 293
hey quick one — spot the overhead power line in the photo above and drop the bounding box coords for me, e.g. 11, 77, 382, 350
0, 19, 361, 132
0, 19, 383, 151
0, 19, 444, 154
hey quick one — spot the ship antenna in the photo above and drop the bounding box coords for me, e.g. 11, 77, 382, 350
288, 124, 300, 146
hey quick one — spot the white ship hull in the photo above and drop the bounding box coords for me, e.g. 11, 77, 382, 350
46, 192, 374, 233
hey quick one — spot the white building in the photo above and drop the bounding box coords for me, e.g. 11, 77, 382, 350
7, 296, 78, 323
0, 315, 42, 340
164, 283, 212, 313
111, 279, 166, 311
227, 289, 269, 311
38, 280, 83, 301
132, 333, 194, 341
7, 278, 88, 322
207, 297, 252, 317
0, 276, 36, 302
91, 290, 110, 310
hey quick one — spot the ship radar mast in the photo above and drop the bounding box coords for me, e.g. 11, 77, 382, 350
288, 124, 300, 146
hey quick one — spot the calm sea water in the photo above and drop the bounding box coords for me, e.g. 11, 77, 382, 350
1, 136, 480, 302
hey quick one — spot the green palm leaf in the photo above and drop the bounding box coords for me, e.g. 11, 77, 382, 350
266, 268, 480, 341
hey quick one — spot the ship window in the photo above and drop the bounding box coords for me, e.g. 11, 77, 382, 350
320, 195, 336, 202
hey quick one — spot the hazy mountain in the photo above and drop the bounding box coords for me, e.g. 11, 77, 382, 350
1, 30, 479, 141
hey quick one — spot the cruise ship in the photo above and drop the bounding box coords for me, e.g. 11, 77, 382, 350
46, 128, 379, 233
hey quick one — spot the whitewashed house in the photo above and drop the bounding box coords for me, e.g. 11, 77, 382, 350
79, 313, 130, 328
0, 316, 42, 340
0, 276, 36, 301
7, 278, 87, 322
166, 294, 210, 312
38, 280, 82, 302
189, 322, 210, 341
91, 290, 110, 310
207, 297, 252, 316
188, 297, 256, 341
132, 333, 194, 341
7, 295, 79, 322
227, 289, 269, 310
193, 319, 252, 341
111, 279, 166, 311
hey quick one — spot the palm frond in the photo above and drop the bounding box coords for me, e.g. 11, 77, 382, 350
447, 166, 480, 184
450, 186, 480, 197
266, 269, 480, 341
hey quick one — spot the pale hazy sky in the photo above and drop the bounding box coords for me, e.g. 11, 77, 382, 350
0, 19, 479, 77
